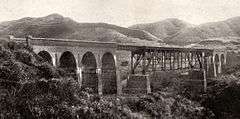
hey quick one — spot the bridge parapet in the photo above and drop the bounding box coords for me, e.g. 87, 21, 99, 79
9, 35, 118, 48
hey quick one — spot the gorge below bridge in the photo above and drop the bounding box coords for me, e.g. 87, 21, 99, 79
8, 36, 227, 95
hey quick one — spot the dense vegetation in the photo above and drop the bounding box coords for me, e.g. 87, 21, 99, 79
178, 63, 240, 119
202, 65, 240, 119
0, 41, 132, 118
1, 41, 240, 119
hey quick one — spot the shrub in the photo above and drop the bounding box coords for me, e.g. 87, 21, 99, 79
0, 41, 66, 118
15, 78, 132, 119
14, 49, 37, 66
0, 46, 14, 62
202, 75, 240, 118
125, 91, 206, 119
0, 60, 38, 82
52, 78, 80, 104
37, 62, 60, 80
0, 88, 21, 118
3, 41, 33, 52
4, 41, 19, 50
224, 64, 240, 77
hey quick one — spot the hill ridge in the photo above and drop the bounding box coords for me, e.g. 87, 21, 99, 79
0, 14, 163, 45
130, 17, 240, 45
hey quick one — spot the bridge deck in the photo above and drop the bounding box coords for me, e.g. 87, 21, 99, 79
8, 36, 222, 53
117, 44, 215, 53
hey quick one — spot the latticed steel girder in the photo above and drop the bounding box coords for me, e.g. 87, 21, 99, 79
130, 46, 214, 75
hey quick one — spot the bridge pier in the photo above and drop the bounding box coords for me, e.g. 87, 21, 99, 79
116, 67, 122, 95
212, 52, 226, 77
213, 55, 217, 77
218, 58, 222, 74
114, 55, 122, 95
52, 53, 57, 67
76, 67, 83, 88
50, 52, 62, 67
202, 52, 207, 92
180, 52, 183, 69
177, 52, 180, 69
96, 67, 103, 95
163, 51, 166, 70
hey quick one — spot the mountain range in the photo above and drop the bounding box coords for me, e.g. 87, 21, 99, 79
130, 17, 240, 46
0, 14, 163, 46
1, 13, 240, 47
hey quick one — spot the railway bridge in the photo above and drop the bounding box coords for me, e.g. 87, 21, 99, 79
9, 36, 227, 95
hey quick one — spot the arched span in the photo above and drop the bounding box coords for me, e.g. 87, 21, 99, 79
221, 54, 225, 65
81, 52, 98, 93
101, 52, 117, 94
215, 54, 219, 63
38, 51, 53, 65
215, 54, 220, 75
221, 54, 225, 73
208, 55, 215, 77
59, 51, 77, 79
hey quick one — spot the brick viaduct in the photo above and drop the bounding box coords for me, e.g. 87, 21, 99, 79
9, 36, 227, 95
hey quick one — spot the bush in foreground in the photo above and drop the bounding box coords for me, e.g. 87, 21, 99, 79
0, 41, 131, 119
202, 75, 240, 119
123, 91, 209, 119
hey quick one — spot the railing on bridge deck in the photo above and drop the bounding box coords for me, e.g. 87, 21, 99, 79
8, 35, 118, 48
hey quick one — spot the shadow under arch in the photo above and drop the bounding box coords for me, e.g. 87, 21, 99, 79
38, 51, 53, 65
220, 54, 225, 73
215, 54, 220, 75
81, 51, 98, 93
59, 51, 77, 79
101, 52, 117, 94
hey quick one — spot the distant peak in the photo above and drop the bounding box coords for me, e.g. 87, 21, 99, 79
226, 16, 240, 21
19, 17, 33, 21
162, 18, 194, 27
164, 18, 181, 21
161, 18, 188, 23
45, 13, 63, 18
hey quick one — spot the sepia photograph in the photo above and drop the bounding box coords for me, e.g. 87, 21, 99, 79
0, 0, 240, 118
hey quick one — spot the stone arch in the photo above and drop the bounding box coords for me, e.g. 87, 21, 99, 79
81, 51, 98, 93
220, 54, 224, 64
221, 54, 225, 73
101, 52, 117, 94
59, 51, 77, 79
215, 54, 220, 75
208, 55, 215, 77
38, 51, 53, 65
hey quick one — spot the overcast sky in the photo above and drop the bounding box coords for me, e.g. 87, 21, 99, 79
0, 0, 240, 26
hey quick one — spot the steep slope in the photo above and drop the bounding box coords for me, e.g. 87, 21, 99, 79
0, 14, 78, 38
130, 17, 240, 46
225, 17, 240, 36
0, 14, 163, 44
168, 20, 239, 45
129, 18, 192, 40
186, 37, 240, 52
